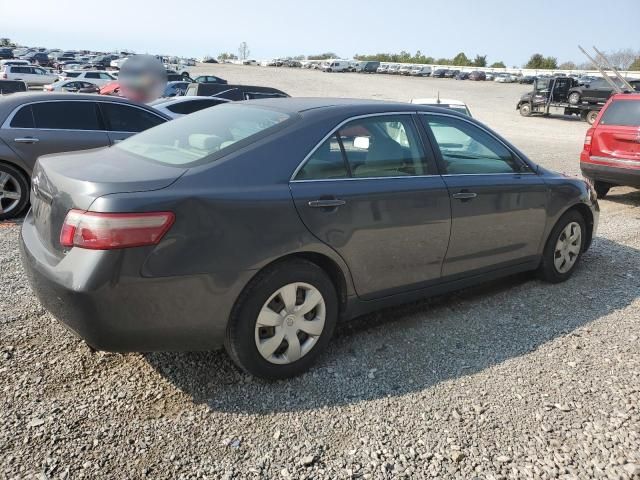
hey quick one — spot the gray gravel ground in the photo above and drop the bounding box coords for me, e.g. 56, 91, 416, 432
1, 65, 640, 479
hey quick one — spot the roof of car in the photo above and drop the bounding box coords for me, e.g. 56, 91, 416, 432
0, 92, 148, 116
411, 98, 467, 106
239, 97, 469, 116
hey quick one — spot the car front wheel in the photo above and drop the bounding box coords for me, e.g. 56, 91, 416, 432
568, 92, 581, 105
225, 259, 338, 379
537, 210, 586, 283
519, 103, 532, 117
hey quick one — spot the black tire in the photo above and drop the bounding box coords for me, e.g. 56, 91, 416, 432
568, 92, 581, 105
225, 259, 338, 380
0, 163, 30, 221
586, 110, 599, 125
593, 180, 611, 198
537, 209, 587, 283
519, 103, 532, 117
579, 110, 588, 121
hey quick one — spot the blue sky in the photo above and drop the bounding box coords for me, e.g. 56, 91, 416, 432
3, 0, 638, 66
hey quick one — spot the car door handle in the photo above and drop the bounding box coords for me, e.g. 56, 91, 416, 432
452, 191, 477, 200
14, 137, 39, 144
308, 199, 346, 208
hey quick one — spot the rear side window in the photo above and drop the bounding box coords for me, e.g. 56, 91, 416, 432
296, 134, 348, 180
100, 103, 165, 132
167, 99, 224, 115
65, 72, 81, 78
10, 105, 35, 128
599, 100, 640, 127
32, 101, 101, 130
116, 103, 293, 166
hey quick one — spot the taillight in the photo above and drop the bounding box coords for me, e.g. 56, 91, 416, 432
60, 210, 175, 250
583, 128, 594, 153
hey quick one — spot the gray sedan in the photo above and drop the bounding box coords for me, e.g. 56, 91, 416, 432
0, 93, 170, 220
20, 99, 599, 379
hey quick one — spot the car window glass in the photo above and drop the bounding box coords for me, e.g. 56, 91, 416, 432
296, 134, 348, 180
100, 103, 165, 132
85, 72, 99, 79
10, 105, 35, 128
339, 116, 426, 177
167, 99, 224, 115
599, 100, 640, 127
32, 101, 101, 130
425, 115, 524, 174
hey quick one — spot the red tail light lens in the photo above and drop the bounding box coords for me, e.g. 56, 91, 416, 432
583, 128, 594, 153
60, 210, 175, 250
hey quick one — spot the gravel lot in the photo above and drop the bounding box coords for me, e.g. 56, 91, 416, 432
1, 65, 639, 479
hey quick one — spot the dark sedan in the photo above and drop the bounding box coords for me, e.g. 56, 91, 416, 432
20, 99, 599, 379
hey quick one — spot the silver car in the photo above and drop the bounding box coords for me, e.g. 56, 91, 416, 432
0, 93, 170, 220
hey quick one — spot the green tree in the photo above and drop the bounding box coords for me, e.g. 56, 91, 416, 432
0, 38, 15, 47
559, 61, 577, 70
628, 57, 640, 71
217, 52, 238, 61
308, 52, 338, 60
490, 61, 506, 68
452, 52, 471, 66
473, 55, 487, 67
525, 53, 558, 69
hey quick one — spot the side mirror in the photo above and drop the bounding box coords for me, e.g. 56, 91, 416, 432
353, 136, 370, 150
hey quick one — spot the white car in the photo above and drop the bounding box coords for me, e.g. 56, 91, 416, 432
149, 96, 231, 118
321, 60, 350, 72
43, 79, 100, 93
58, 70, 116, 86
410, 98, 472, 116
409, 65, 432, 77
398, 65, 413, 75
494, 74, 514, 83
1, 65, 59, 86
387, 64, 401, 74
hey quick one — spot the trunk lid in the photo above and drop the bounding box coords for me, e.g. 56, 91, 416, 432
31, 147, 187, 256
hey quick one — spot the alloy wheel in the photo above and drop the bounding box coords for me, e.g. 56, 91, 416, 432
254, 282, 326, 364
554, 222, 582, 274
0, 171, 22, 216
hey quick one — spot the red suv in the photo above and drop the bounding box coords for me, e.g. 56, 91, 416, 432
580, 93, 640, 197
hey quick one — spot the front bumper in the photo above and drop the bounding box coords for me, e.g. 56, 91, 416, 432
19, 210, 253, 352
581, 161, 640, 188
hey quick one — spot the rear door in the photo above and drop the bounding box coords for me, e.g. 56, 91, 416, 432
290, 113, 451, 299
592, 99, 640, 164
421, 113, 548, 278
98, 102, 167, 144
2, 100, 110, 170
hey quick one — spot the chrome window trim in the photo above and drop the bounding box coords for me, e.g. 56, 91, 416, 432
1, 99, 168, 132
419, 111, 537, 174
289, 111, 433, 182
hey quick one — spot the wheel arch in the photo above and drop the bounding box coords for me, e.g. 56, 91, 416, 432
567, 202, 594, 251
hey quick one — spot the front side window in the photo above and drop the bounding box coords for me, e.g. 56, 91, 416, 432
599, 100, 640, 127
32, 101, 101, 130
100, 103, 165, 132
424, 115, 525, 175
115, 103, 293, 166
296, 115, 427, 180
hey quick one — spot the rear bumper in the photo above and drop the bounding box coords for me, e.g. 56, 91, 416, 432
19, 210, 253, 352
581, 160, 640, 188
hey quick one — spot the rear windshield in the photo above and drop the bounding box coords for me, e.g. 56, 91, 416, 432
600, 99, 640, 127
115, 103, 293, 166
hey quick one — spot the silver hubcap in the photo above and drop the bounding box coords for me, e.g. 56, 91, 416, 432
554, 222, 581, 274
254, 282, 326, 365
0, 172, 22, 215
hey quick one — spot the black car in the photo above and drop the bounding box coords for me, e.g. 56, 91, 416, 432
455, 71, 470, 80
22, 52, 49, 65
519, 76, 536, 84
0, 48, 13, 60
357, 61, 380, 73
568, 77, 640, 105
444, 70, 460, 78
20, 98, 598, 379
0, 80, 28, 94
185, 83, 289, 100
468, 71, 486, 81
432, 69, 449, 78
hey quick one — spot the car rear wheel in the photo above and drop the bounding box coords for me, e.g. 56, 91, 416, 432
0, 163, 29, 221
568, 92, 581, 105
537, 210, 586, 283
225, 259, 338, 379
519, 103, 532, 117
586, 110, 599, 125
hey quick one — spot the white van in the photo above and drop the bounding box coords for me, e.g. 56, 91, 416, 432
322, 60, 350, 72
409, 65, 432, 77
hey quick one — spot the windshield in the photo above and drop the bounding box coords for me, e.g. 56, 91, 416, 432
116, 103, 293, 166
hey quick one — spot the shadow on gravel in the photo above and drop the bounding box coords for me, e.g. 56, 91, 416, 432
145, 236, 640, 414
602, 189, 640, 207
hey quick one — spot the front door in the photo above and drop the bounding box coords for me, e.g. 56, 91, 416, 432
290, 114, 451, 299
421, 113, 548, 278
